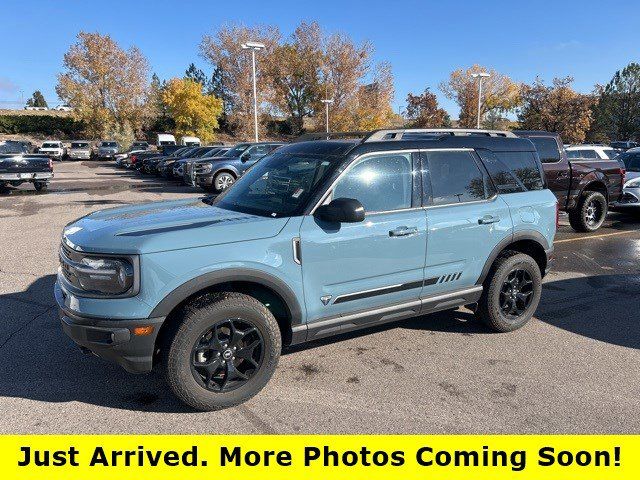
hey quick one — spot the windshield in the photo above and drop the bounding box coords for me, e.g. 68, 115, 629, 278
42, 142, 60, 148
214, 152, 341, 218
100, 142, 117, 147
71, 142, 89, 148
618, 152, 640, 172
224, 144, 251, 157
602, 148, 617, 159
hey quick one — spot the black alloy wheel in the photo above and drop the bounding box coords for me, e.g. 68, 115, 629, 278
499, 269, 534, 319
190, 318, 264, 392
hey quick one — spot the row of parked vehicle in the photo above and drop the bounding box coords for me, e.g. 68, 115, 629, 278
115, 141, 284, 193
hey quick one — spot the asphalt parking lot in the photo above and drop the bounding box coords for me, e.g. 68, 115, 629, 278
0, 160, 639, 433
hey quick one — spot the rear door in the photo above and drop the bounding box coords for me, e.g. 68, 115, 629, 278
299, 150, 427, 323
421, 149, 512, 293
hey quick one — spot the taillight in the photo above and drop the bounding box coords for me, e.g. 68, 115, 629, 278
556, 201, 560, 229
131, 154, 137, 164
620, 167, 626, 186
49, 158, 53, 170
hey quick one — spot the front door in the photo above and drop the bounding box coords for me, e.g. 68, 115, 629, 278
299, 150, 427, 323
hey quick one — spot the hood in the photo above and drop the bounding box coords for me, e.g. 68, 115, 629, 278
62, 198, 290, 254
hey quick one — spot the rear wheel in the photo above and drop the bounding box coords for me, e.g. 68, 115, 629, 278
214, 172, 235, 193
163, 292, 281, 411
568, 191, 607, 232
34, 182, 48, 192
475, 251, 542, 332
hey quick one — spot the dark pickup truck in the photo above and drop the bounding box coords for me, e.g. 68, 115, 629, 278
0, 141, 53, 191
514, 131, 624, 231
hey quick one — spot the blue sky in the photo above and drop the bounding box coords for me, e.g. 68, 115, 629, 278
1, 0, 638, 117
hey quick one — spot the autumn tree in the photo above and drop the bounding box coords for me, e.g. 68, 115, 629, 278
56, 32, 150, 141
162, 78, 223, 143
25, 90, 48, 108
200, 24, 280, 138
263, 22, 323, 134
439, 65, 521, 128
518, 77, 595, 143
589, 63, 640, 141
404, 88, 450, 128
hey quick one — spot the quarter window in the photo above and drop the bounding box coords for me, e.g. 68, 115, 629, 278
528, 137, 561, 163
332, 152, 413, 212
494, 152, 545, 191
424, 151, 492, 205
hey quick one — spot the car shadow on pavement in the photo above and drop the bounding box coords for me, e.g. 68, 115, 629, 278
0, 273, 637, 413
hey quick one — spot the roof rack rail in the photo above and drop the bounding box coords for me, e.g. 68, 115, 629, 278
362, 128, 517, 142
293, 131, 368, 143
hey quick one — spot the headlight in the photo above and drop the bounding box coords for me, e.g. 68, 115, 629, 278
624, 178, 640, 188
59, 244, 139, 297
200, 163, 212, 173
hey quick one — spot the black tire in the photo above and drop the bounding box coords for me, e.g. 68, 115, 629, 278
213, 171, 236, 193
568, 191, 607, 232
34, 182, 47, 192
475, 251, 542, 333
162, 292, 281, 411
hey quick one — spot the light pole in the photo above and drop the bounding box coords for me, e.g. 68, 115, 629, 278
321, 99, 333, 133
470, 72, 490, 129
241, 41, 265, 142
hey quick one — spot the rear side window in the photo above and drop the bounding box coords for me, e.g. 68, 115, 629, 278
528, 136, 561, 163
494, 152, 545, 191
423, 150, 494, 205
476, 150, 525, 194
567, 149, 597, 159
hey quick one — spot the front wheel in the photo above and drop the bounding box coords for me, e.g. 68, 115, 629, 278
568, 191, 607, 232
213, 171, 235, 193
475, 251, 542, 332
163, 292, 281, 411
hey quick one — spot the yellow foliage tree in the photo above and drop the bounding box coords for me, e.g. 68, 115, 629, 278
162, 78, 223, 143
440, 64, 521, 128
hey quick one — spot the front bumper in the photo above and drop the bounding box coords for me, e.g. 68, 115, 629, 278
610, 188, 640, 210
55, 282, 165, 373
196, 174, 214, 187
0, 172, 53, 181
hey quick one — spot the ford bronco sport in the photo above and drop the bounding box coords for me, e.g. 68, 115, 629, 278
55, 129, 556, 410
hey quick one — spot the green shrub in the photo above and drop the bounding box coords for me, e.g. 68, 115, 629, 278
0, 114, 84, 136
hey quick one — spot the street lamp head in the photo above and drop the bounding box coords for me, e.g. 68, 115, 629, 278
321, 99, 334, 104
471, 72, 490, 78
241, 41, 266, 50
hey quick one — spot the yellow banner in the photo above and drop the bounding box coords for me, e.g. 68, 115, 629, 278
0, 435, 637, 479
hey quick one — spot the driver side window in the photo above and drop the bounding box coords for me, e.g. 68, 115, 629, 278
331, 152, 414, 213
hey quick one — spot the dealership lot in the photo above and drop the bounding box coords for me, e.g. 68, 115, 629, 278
0, 161, 638, 433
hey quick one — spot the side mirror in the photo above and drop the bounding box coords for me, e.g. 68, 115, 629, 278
314, 198, 365, 223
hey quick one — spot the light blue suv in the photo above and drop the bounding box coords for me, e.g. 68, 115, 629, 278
55, 129, 557, 410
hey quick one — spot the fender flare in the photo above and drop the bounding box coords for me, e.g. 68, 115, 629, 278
148, 268, 303, 326
476, 230, 551, 285
577, 171, 609, 200
211, 164, 240, 178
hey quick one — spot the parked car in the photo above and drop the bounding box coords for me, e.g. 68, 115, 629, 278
55, 129, 556, 410
96, 141, 119, 159
514, 131, 624, 232
131, 141, 150, 151
0, 151, 53, 191
157, 133, 176, 147
180, 136, 201, 147
140, 147, 197, 174
610, 140, 639, 151
67, 140, 92, 160
195, 142, 284, 192
611, 147, 640, 212
179, 147, 231, 183
53, 104, 72, 112
565, 145, 619, 160
157, 146, 223, 178
38, 140, 66, 161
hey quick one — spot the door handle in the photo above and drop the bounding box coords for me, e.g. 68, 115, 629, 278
478, 215, 500, 225
389, 226, 419, 237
